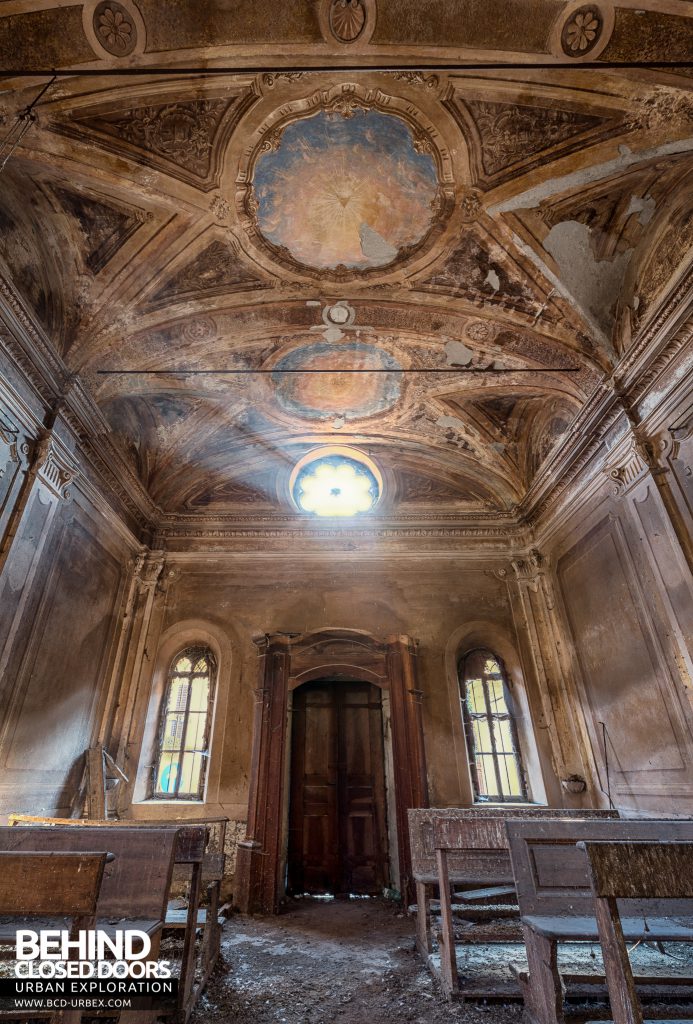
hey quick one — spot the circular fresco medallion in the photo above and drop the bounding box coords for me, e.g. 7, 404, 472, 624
251, 110, 440, 273
271, 341, 402, 421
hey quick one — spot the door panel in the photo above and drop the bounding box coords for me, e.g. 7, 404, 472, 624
288, 681, 389, 895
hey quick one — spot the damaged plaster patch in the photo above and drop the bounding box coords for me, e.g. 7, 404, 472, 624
444, 339, 474, 366
543, 220, 633, 335
359, 223, 398, 264
488, 138, 693, 216
626, 194, 656, 225
485, 268, 501, 292
436, 414, 470, 432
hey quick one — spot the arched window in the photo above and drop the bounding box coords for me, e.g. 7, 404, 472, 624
459, 649, 527, 803
153, 646, 216, 800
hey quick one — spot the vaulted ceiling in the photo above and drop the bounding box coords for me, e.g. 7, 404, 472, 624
0, 0, 691, 523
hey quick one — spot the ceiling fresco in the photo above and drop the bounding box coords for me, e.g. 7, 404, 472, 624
252, 109, 439, 271
271, 341, 402, 422
0, 0, 691, 527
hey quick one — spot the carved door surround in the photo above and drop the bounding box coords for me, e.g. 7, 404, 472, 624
234, 627, 428, 914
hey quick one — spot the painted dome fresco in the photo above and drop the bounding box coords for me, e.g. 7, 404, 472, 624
251, 109, 439, 272
271, 341, 402, 421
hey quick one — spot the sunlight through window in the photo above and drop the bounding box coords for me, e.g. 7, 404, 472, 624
292, 450, 380, 517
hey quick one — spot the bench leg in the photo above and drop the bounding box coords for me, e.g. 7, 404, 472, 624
414, 881, 431, 957
436, 849, 458, 1001
177, 862, 203, 1023
119, 932, 163, 1024
522, 926, 564, 1024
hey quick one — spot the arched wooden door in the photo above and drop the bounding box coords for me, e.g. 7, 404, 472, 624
288, 680, 390, 896
234, 628, 428, 914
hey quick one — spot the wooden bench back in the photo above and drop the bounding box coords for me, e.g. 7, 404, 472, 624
580, 841, 693, 900
0, 851, 106, 917
8, 816, 207, 863
506, 819, 693, 920
0, 826, 177, 922
8, 815, 222, 874
408, 807, 618, 883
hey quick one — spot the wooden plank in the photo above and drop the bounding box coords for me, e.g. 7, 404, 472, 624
86, 745, 107, 820
408, 807, 619, 884
580, 841, 693, 900
581, 841, 693, 1024
0, 851, 106, 917
454, 885, 516, 903
0, 826, 176, 922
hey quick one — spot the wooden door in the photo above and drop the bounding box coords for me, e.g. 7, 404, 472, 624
288, 681, 390, 896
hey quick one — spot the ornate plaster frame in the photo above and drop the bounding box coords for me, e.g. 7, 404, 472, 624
235, 83, 456, 283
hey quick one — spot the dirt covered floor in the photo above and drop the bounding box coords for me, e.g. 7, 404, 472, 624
192, 896, 523, 1024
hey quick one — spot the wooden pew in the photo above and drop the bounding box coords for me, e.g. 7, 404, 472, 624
7, 816, 222, 1023
429, 810, 619, 999
580, 841, 693, 1024
0, 851, 107, 1024
0, 826, 177, 1024
506, 819, 693, 1024
408, 807, 618, 960
8, 816, 227, 974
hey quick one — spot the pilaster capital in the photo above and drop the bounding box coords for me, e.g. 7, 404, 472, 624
511, 548, 546, 583
35, 434, 77, 501
133, 549, 166, 593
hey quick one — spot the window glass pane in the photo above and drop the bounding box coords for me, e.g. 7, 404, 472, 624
473, 717, 492, 754
183, 712, 207, 752
499, 755, 523, 798
154, 647, 215, 798
476, 754, 498, 797
168, 678, 189, 713
189, 677, 209, 713
460, 649, 527, 803
487, 676, 508, 713
162, 713, 185, 750
157, 753, 178, 794
493, 718, 514, 754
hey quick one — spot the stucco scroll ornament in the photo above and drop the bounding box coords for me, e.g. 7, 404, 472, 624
133, 550, 166, 593
510, 549, 546, 592
35, 436, 76, 502
607, 436, 654, 497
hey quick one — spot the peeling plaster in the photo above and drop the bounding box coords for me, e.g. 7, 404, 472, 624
436, 414, 470, 432
444, 339, 474, 366
504, 228, 612, 349
488, 138, 693, 216
485, 268, 501, 292
626, 194, 656, 225
543, 221, 633, 336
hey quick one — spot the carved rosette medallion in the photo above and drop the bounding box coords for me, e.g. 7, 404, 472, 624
83, 0, 145, 59
561, 6, 602, 55
552, 0, 613, 61
94, 2, 137, 55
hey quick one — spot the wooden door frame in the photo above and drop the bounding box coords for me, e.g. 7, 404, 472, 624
234, 628, 428, 914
